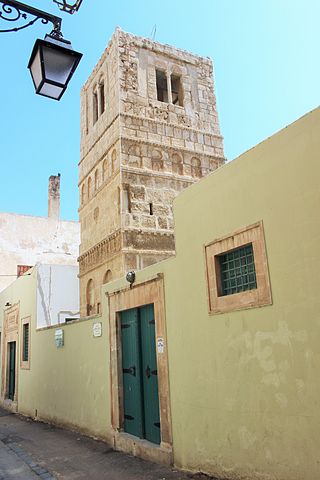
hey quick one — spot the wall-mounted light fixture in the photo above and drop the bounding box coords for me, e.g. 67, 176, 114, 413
0, 0, 82, 100
4, 302, 12, 307
126, 271, 136, 287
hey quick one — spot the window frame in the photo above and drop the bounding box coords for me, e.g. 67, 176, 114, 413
21, 316, 31, 370
204, 221, 272, 314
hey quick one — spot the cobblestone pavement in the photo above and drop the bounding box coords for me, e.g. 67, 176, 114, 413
0, 408, 219, 480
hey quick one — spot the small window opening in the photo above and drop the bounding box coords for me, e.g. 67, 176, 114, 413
149, 203, 153, 215
123, 187, 131, 213
217, 243, 257, 297
22, 323, 29, 362
93, 91, 98, 124
156, 70, 168, 103
171, 74, 183, 106
97, 302, 101, 314
99, 83, 105, 114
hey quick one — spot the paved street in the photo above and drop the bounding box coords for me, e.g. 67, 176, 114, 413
0, 408, 217, 480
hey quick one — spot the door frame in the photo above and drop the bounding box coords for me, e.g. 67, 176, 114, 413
1, 303, 19, 410
107, 275, 173, 464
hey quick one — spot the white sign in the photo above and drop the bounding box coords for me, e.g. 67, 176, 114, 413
93, 322, 102, 338
157, 337, 164, 354
55, 329, 64, 348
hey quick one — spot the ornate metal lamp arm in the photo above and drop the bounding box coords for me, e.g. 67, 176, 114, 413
0, 0, 62, 34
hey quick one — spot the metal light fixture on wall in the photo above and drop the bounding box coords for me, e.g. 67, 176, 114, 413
0, 0, 83, 100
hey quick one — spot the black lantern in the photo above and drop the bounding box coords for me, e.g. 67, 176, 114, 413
28, 34, 82, 100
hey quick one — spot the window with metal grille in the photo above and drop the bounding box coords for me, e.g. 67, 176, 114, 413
218, 244, 257, 296
23, 323, 29, 362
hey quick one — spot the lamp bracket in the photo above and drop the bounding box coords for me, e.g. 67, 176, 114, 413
52, 0, 83, 15
0, 0, 62, 34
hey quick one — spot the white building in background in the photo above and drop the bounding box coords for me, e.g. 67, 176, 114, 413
0, 174, 80, 292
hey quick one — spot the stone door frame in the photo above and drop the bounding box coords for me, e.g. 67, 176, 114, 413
1, 303, 19, 411
107, 275, 173, 465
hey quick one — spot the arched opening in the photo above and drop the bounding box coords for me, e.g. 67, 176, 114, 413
191, 157, 202, 178
103, 158, 108, 181
111, 149, 117, 173
86, 279, 95, 316
103, 269, 112, 284
81, 183, 86, 205
88, 177, 92, 199
94, 169, 99, 191
172, 153, 183, 175
151, 149, 163, 171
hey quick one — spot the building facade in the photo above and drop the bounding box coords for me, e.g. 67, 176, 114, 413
78, 29, 224, 316
1, 107, 319, 480
0, 174, 80, 292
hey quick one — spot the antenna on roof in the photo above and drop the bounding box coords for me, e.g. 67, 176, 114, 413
150, 24, 157, 41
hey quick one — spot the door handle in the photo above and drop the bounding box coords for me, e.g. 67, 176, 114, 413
146, 365, 157, 378
123, 365, 136, 376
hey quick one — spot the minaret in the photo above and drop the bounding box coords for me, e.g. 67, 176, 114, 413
78, 29, 224, 316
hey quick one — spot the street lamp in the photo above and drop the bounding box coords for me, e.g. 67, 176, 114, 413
28, 34, 82, 100
0, 0, 82, 100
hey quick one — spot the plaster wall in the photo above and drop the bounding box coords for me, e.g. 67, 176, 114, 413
0, 213, 80, 292
36, 264, 79, 328
2, 83, 318, 480
103, 107, 320, 480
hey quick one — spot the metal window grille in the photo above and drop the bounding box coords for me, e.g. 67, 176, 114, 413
219, 244, 257, 296
23, 323, 29, 362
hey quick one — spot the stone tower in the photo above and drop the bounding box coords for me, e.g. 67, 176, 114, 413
78, 29, 224, 316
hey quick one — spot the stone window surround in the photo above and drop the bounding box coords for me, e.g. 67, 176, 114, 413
92, 76, 106, 126
153, 63, 185, 107
20, 316, 31, 370
205, 221, 272, 314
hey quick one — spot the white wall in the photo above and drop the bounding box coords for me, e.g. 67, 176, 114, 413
0, 213, 80, 292
36, 264, 79, 328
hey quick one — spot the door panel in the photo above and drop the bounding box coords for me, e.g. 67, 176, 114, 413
140, 304, 161, 444
120, 308, 144, 438
8, 342, 16, 401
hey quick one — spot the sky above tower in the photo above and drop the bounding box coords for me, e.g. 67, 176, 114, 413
0, 0, 319, 221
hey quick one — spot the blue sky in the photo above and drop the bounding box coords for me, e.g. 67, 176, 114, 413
0, 0, 319, 221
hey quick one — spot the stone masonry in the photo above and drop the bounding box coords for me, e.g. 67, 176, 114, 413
78, 28, 224, 316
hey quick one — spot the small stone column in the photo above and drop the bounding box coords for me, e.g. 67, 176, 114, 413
48, 174, 61, 220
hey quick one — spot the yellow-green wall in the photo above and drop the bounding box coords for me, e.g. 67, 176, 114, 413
1, 108, 320, 480
105, 108, 320, 480
0, 270, 112, 441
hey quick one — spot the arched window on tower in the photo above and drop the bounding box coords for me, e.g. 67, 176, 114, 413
151, 149, 163, 171
172, 153, 183, 175
81, 183, 86, 205
94, 169, 99, 191
191, 157, 202, 178
93, 90, 98, 125
102, 158, 108, 182
111, 149, 117, 173
103, 269, 112, 284
99, 80, 105, 115
88, 177, 92, 199
86, 279, 95, 316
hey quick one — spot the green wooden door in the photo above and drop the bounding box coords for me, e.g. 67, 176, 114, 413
120, 308, 143, 438
120, 304, 160, 444
8, 342, 16, 401
140, 304, 161, 444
